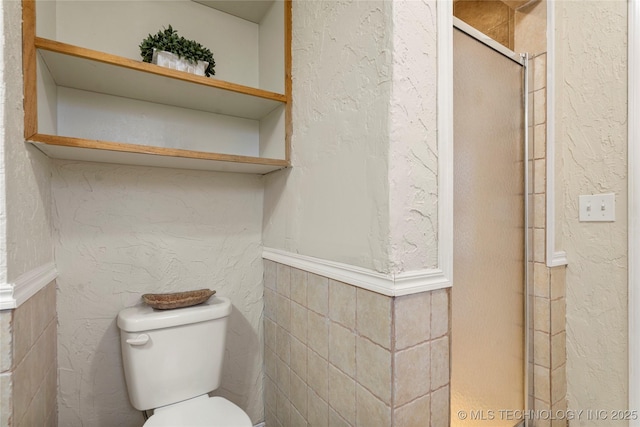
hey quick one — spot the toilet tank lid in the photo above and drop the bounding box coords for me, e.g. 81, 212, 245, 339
117, 296, 232, 332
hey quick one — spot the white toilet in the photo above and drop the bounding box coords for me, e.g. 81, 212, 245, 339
117, 296, 252, 427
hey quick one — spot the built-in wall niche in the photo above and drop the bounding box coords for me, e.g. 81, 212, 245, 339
23, 0, 291, 174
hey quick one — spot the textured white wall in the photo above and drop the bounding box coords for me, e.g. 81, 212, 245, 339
263, 0, 393, 272
264, 0, 439, 273
555, 1, 629, 422
52, 162, 265, 426
3, 0, 53, 283
388, 0, 439, 271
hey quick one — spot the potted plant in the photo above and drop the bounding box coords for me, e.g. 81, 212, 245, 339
140, 25, 216, 77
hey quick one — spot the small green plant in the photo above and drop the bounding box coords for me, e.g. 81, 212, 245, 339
140, 25, 216, 77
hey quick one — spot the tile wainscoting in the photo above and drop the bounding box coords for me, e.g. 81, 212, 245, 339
0, 280, 57, 427
263, 259, 450, 427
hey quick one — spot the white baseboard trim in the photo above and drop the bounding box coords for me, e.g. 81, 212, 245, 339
263, 248, 451, 297
547, 250, 568, 268
0, 262, 57, 310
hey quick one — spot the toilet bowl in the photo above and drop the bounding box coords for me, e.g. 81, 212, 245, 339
117, 296, 252, 427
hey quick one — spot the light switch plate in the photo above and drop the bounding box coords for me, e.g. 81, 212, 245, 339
579, 193, 615, 222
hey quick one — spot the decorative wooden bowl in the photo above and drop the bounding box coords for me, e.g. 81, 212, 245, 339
142, 289, 216, 310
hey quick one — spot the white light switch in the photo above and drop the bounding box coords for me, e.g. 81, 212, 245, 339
579, 193, 615, 222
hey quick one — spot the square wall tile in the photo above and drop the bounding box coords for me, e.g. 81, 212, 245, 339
276, 386, 291, 426
534, 297, 550, 333
527, 86, 534, 125
276, 294, 291, 332
550, 266, 566, 300
430, 385, 449, 427
308, 311, 329, 359
276, 325, 291, 364
328, 365, 356, 425
551, 364, 566, 405
291, 302, 308, 344
533, 330, 550, 368
550, 298, 565, 335
18, 383, 45, 427
292, 406, 308, 427
534, 88, 546, 125
13, 348, 35, 425
534, 364, 550, 404
265, 407, 278, 427
533, 53, 546, 91
264, 260, 277, 290
308, 274, 329, 316
0, 311, 12, 372
533, 228, 546, 263
394, 394, 430, 427
329, 280, 356, 330
276, 263, 291, 298
395, 292, 431, 351
290, 337, 307, 382
356, 385, 390, 427
534, 159, 546, 195
308, 388, 329, 427
534, 193, 546, 229
329, 322, 356, 377
33, 282, 56, 342
265, 318, 277, 351
43, 364, 57, 423
533, 262, 549, 298
265, 375, 277, 412
291, 268, 308, 306
431, 290, 449, 339
394, 342, 431, 407
528, 160, 534, 197
0, 372, 12, 427
534, 398, 550, 411
356, 337, 391, 405
308, 349, 328, 401
453, 0, 510, 34
265, 347, 277, 379
276, 356, 291, 398
329, 408, 350, 427
551, 398, 567, 427
551, 331, 566, 370
356, 289, 391, 349
534, 124, 546, 160
291, 371, 308, 418
431, 336, 449, 391
264, 289, 277, 321
13, 297, 33, 367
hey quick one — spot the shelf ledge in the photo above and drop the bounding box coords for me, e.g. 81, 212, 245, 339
36, 37, 286, 120
30, 134, 290, 174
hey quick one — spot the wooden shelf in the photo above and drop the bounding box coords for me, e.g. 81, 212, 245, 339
192, 0, 273, 23
29, 134, 289, 174
22, 0, 292, 174
36, 38, 286, 120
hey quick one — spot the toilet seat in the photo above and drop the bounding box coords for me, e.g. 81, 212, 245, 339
144, 395, 252, 427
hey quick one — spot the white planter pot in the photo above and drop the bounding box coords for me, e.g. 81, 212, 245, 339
152, 49, 208, 77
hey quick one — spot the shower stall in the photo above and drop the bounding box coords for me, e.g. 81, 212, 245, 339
450, 18, 531, 427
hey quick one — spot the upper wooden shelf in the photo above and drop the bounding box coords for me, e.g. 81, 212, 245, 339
192, 0, 274, 23
35, 37, 286, 121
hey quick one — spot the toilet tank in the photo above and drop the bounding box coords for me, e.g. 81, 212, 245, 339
117, 296, 232, 411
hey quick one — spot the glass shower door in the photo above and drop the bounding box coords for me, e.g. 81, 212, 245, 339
450, 26, 526, 427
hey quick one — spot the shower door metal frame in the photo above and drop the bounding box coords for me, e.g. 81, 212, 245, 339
452, 16, 531, 427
